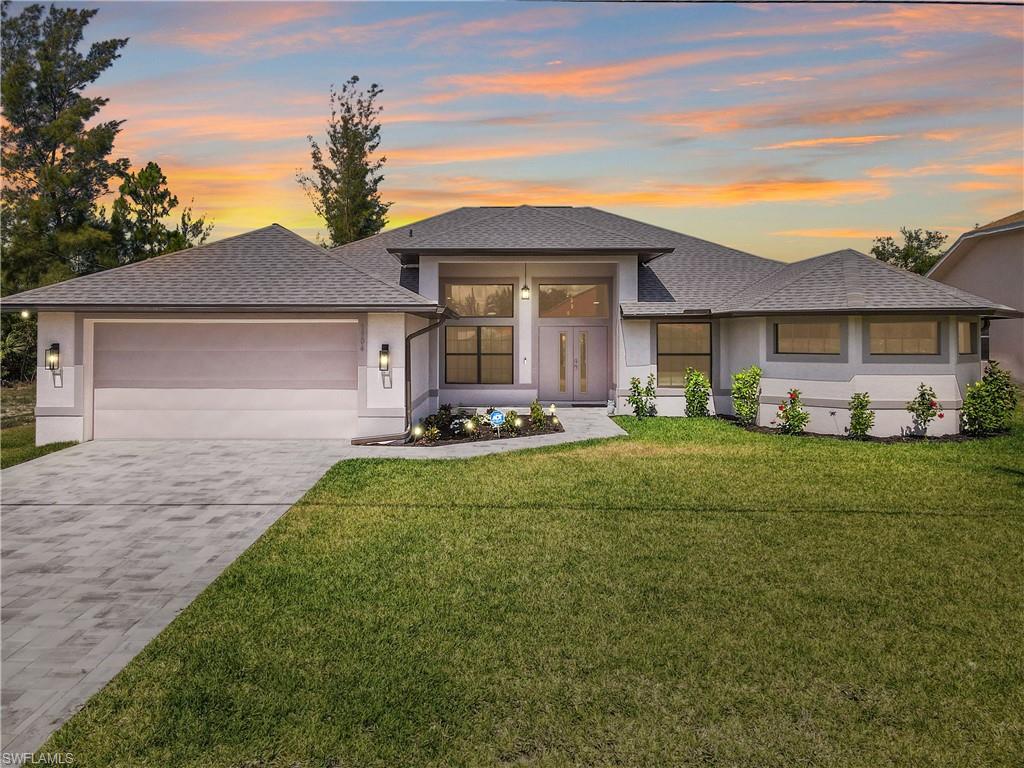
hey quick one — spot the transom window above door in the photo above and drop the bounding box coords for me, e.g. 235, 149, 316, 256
539, 284, 609, 318
442, 283, 514, 317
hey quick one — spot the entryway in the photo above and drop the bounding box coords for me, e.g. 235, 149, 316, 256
538, 326, 607, 402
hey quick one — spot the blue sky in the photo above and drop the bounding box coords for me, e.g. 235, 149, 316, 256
44, 1, 1024, 260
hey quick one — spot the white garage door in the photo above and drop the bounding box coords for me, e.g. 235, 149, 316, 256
92, 321, 360, 439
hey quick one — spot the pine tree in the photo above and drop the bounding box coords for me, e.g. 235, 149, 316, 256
1, 2, 129, 293
297, 76, 391, 246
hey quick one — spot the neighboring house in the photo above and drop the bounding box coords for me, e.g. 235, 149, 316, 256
927, 210, 1024, 382
3, 205, 1020, 443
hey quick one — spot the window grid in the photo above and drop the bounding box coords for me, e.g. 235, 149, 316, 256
868, 321, 940, 356
657, 323, 711, 387
444, 326, 514, 384
774, 321, 842, 355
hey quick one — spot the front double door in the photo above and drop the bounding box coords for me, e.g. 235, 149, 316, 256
539, 326, 607, 402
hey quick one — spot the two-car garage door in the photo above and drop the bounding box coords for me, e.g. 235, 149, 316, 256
92, 321, 360, 439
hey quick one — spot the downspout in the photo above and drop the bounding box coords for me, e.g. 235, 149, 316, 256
351, 314, 446, 446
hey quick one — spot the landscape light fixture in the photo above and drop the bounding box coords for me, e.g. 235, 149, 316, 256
379, 344, 390, 372
45, 343, 60, 371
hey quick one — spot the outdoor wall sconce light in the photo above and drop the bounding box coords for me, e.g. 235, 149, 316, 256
45, 343, 61, 372
19, 310, 30, 319
520, 264, 530, 300
379, 344, 390, 372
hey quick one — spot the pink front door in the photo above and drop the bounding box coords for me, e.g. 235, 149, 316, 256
539, 326, 607, 402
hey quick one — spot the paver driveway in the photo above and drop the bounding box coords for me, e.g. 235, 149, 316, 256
0, 439, 348, 754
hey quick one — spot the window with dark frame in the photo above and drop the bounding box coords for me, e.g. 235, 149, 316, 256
656, 323, 711, 387
981, 319, 991, 360
445, 326, 513, 384
774, 321, 841, 355
958, 320, 978, 356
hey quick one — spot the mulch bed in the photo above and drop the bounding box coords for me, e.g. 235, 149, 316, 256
721, 415, 1006, 443
411, 416, 564, 447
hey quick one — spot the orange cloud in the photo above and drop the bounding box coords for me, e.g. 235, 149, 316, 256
949, 181, 1014, 192
772, 228, 882, 239
757, 135, 900, 150
414, 6, 581, 46
387, 174, 889, 209
434, 45, 790, 99
966, 161, 1023, 178
386, 138, 606, 166
142, 3, 336, 52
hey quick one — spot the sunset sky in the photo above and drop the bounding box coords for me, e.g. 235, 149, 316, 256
49, 1, 1024, 261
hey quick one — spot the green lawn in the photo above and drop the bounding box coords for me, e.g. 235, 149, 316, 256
45, 415, 1024, 767
0, 381, 75, 468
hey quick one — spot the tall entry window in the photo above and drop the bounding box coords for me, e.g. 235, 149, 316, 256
445, 326, 513, 384
657, 323, 711, 386
442, 283, 514, 317
539, 284, 609, 318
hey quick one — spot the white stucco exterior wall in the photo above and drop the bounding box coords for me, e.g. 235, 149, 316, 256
35, 311, 84, 445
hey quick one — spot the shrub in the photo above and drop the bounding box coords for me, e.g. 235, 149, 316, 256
506, 409, 522, 433
627, 373, 657, 418
683, 367, 711, 417
773, 388, 810, 434
905, 383, 944, 434
731, 365, 761, 426
846, 392, 875, 439
529, 399, 546, 429
961, 360, 1019, 435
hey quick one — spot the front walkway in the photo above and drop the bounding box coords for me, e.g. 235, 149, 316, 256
0, 409, 623, 753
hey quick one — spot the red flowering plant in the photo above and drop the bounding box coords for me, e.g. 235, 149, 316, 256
772, 387, 810, 434
905, 383, 943, 435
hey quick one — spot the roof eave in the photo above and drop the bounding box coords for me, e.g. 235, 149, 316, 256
1, 302, 449, 315
387, 246, 674, 264
716, 306, 1024, 319
927, 219, 1024, 278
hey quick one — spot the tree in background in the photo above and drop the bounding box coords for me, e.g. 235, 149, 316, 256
1, 3, 213, 383
298, 76, 390, 246
870, 228, 948, 275
111, 161, 213, 264
1, 2, 129, 293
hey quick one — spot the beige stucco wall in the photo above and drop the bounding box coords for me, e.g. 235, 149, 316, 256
931, 229, 1024, 381
617, 313, 983, 436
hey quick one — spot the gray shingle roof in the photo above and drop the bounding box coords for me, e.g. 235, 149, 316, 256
2, 224, 437, 310
386, 205, 673, 253
715, 249, 1021, 316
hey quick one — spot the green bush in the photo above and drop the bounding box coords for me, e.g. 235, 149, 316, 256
683, 368, 711, 417
529, 399, 546, 429
905, 383, 944, 434
773, 387, 810, 434
627, 373, 657, 418
961, 360, 1018, 435
731, 365, 761, 426
847, 392, 875, 439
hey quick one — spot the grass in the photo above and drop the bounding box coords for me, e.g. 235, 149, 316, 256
0, 381, 75, 468
44, 412, 1024, 767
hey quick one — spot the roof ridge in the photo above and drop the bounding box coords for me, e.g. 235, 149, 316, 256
0, 224, 289, 298
529, 205, 663, 249
328, 207, 473, 252
861, 248, 982, 307
270, 224, 433, 304
323, 249, 431, 303
739, 252, 840, 310
580, 207, 782, 265
397, 205, 520, 248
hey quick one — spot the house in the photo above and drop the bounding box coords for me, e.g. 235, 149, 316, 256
3, 205, 1020, 443
927, 210, 1024, 382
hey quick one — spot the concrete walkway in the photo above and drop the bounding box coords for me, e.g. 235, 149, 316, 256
1, 409, 623, 753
